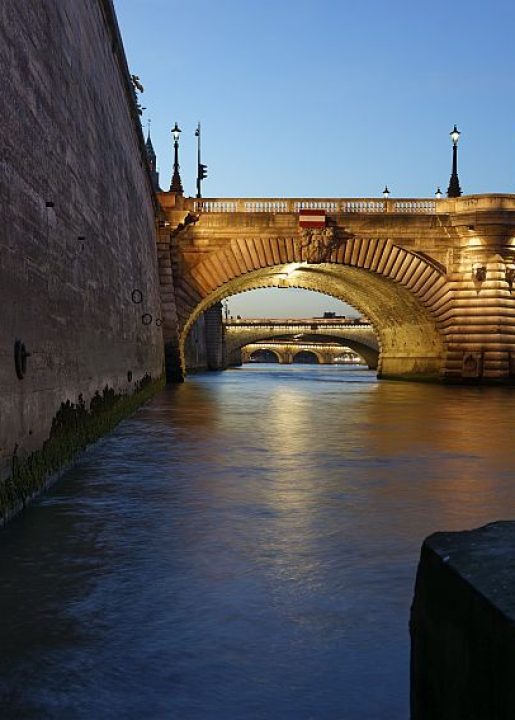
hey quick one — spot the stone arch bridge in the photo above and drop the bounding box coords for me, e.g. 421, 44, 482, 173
242, 342, 365, 365
224, 318, 378, 368
157, 193, 515, 383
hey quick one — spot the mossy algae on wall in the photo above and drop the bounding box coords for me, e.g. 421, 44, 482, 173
0, 374, 164, 527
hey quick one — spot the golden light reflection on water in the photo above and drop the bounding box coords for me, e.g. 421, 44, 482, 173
357, 382, 515, 532
167, 371, 515, 543
267, 387, 310, 455
246, 387, 323, 584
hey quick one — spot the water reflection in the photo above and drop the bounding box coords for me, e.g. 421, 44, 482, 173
1, 366, 515, 719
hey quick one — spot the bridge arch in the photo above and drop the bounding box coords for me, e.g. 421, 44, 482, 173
248, 348, 281, 363
292, 350, 320, 364
176, 235, 449, 379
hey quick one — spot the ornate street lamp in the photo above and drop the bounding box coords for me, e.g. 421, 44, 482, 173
383, 186, 390, 199
170, 122, 184, 194
447, 125, 462, 198
435, 187, 442, 199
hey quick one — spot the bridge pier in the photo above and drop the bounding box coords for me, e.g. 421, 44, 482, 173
227, 347, 243, 367
378, 355, 443, 382
156, 210, 183, 382
205, 303, 225, 371
440, 241, 515, 383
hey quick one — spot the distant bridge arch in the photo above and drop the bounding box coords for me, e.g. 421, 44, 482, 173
248, 348, 280, 363
293, 350, 320, 364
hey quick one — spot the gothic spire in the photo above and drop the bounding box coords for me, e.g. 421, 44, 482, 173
145, 120, 160, 192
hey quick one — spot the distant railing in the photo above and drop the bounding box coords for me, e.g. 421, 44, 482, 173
189, 197, 439, 215
225, 318, 372, 328
245, 341, 361, 350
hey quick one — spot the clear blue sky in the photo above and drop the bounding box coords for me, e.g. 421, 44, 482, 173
114, 0, 514, 316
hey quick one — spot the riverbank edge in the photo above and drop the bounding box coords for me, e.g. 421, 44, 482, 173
0, 373, 165, 528
380, 372, 515, 385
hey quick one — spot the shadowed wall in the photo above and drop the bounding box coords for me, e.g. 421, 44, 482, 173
0, 0, 167, 522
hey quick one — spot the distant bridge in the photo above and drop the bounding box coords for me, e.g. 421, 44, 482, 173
241, 341, 365, 365
224, 317, 379, 368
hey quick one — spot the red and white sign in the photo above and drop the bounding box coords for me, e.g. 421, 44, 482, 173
298, 209, 326, 228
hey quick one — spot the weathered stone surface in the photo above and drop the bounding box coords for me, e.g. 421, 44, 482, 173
183, 314, 208, 372
204, 303, 224, 370
0, 0, 169, 520
411, 521, 515, 719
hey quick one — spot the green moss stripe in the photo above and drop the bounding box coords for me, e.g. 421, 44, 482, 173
1, 373, 164, 526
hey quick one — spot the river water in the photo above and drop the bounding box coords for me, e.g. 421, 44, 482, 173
1, 365, 515, 719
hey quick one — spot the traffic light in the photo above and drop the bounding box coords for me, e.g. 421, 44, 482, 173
198, 163, 208, 180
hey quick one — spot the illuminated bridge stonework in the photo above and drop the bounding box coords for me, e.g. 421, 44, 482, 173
241, 342, 365, 366
157, 193, 515, 383
224, 318, 378, 369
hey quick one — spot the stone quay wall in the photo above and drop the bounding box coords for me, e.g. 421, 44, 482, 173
0, 0, 169, 523
411, 522, 515, 719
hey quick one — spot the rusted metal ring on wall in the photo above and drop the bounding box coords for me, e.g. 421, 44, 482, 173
142, 313, 153, 325
131, 289, 143, 304
14, 341, 31, 380
155, 318, 162, 327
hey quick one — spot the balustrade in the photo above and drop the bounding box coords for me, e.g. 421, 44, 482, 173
186, 195, 515, 216
190, 197, 442, 215
225, 318, 371, 328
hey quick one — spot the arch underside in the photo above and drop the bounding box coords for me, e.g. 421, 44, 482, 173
179, 258, 447, 379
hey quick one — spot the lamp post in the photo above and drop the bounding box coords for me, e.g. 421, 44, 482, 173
447, 125, 462, 198
383, 186, 390, 212
170, 122, 184, 194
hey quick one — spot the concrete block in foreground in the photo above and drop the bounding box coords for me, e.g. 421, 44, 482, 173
411, 521, 515, 720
